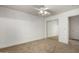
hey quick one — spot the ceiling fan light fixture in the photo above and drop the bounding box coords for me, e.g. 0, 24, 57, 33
39, 10, 44, 14
34, 6, 50, 16
38, 10, 50, 16
44, 11, 50, 15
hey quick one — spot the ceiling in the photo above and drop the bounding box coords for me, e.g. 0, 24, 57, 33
0, 5, 79, 17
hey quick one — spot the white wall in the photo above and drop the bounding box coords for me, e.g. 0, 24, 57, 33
69, 15, 79, 40
47, 20, 58, 37
0, 7, 45, 48
46, 8, 79, 44
59, 17, 69, 44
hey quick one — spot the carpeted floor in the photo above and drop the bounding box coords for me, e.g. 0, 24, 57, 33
0, 37, 79, 53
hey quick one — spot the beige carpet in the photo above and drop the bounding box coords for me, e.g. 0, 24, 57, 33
0, 37, 79, 53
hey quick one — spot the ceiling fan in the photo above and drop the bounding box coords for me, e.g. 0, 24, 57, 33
34, 6, 50, 16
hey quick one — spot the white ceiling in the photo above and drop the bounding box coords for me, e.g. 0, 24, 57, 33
45, 5, 79, 15
0, 5, 79, 17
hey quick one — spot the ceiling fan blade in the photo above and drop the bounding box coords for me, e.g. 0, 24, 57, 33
43, 8, 49, 10
34, 8, 41, 11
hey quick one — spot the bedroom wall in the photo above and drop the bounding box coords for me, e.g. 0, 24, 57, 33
0, 7, 45, 48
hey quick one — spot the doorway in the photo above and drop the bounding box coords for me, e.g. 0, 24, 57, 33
69, 15, 79, 40
46, 19, 58, 40
69, 15, 79, 45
